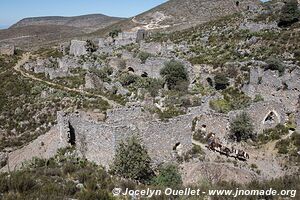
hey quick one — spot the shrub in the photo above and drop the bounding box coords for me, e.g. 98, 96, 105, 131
214, 72, 229, 90
86, 40, 97, 53
160, 60, 189, 91
152, 164, 182, 188
278, 0, 300, 27
265, 57, 285, 76
118, 73, 138, 86
117, 59, 127, 70
254, 94, 264, 102
138, 51, 151, 64
155, 106, 185, 120
90, 67, 113, 82
222, 87, 251, 110
109, 28, 121, 38
230, 112, 254, 142
110, 136, 154, 183
10, 171, 36, 193
209, 99, 231, 113
276, 139, 290, 154
258, 124, 289, 144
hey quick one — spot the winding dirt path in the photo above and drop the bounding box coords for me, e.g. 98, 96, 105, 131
14, 53, 121, 108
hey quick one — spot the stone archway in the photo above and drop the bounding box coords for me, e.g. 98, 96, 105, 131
173, 142, 183, 157
141, 72, 148, 78
263, 110, 280, 125
128, 67, 135, 72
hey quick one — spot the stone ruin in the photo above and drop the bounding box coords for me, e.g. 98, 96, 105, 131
229, 101, 287, 134
69, 40, 88, 57
243, 65, 300, 113
24, 56, 81, 80
0, 44, 15, 56
57, 106, 199, 168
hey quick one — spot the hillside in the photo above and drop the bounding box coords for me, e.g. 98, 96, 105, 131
11, 14, 125, 31
0, 14, 125, 49
91, 0, 262, 36
0, 0, 300, 199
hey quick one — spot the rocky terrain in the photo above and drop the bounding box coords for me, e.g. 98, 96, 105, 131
0, 0, 299, 199
0, 14, 125, 50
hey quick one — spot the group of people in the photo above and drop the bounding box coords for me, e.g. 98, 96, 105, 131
207, 133, 250, 160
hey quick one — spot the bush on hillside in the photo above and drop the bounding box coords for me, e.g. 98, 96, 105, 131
152, 164, 182, 188
214, 72, 229, 90
160, 60, 189, 91
278, 0, 300, 27
230, 112, 254, 142
110, 137, 154, 183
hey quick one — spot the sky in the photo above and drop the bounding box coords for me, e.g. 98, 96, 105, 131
0, 0, 167, 28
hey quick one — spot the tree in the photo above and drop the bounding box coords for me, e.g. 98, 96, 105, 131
86, 40, 97, 53
230, 112, 254, 142
109, 28, 121, 38
214, 73, 229, 90
110, 137, 154, 183
160, 60, 189, 91
152, 164, 182, 188
278, 0, 300, 27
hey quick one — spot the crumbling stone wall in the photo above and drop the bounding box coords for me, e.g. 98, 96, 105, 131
230, 101, 286, 134
243, 66, 300, 113
69, 40, 87, 56
57, 107, 195, 168
194, 113, 230, 141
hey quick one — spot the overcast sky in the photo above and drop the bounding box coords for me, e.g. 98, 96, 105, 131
0, 0, 167, 28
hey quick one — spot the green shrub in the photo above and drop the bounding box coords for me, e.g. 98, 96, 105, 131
265, 57, 285, 76
110, 136, 154, 183
90, 67, 113, 82
160, 60, 189, 91
258, 124, 289, 144
118, 73, 139, 86
276, 139, 290, 154
230, 112, 254, 142
222, 87, 251, 110
63, 162, 77, 174
209, 99, 231, 113
138, 51, 152, 64
278, 0, 300, 27
10, 171, 37, 193
152, 164, 182, 188
155, 106, 185, 121
254, 94, 264, 102
109, 28, 121, 38
214, 72, 229, 90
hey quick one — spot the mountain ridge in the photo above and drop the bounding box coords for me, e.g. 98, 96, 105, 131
10, 14, 125, 30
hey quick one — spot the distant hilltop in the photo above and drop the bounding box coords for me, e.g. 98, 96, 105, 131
10, 14, 125, 31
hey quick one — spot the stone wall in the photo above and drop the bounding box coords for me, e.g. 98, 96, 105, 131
195, 113, 230, 141
230, 101, 287, 134
69, 40, 87, 56
56, 106, 199, 168
243, 66, 300, 113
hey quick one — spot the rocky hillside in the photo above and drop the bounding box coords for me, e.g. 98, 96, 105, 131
0, 14, 125, 50
0, 0, 300, 199
11, 14, 125, 31
132, 0, 261, 30
92, 0, 262, 36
